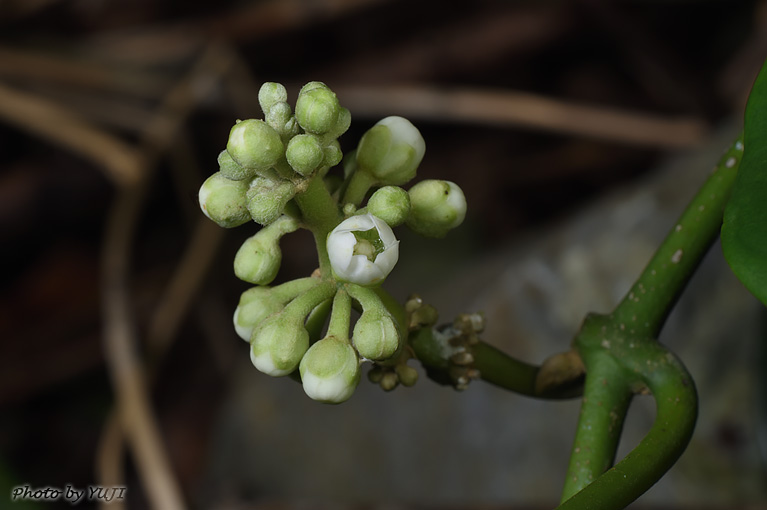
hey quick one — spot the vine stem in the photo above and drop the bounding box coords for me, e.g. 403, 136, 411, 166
560, 351, 633, 501
558, 134, 743, 507
612, 134, 744, 337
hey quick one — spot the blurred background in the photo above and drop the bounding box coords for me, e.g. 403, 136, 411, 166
1, 0, 767, 509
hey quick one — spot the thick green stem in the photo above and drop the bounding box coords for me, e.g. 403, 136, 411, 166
612, 135, 743, 338
560, 350, 633, 501
556, 135, 742, 506
471, 342, 541, 396
558, 343, 697, 510
293, 177, 343, 276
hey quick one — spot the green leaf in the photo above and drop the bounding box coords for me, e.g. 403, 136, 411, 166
722, 59, 767, 307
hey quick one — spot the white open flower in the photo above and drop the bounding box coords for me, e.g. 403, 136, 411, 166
327, 213, 399, 285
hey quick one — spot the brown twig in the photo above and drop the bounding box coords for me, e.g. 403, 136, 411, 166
98, 43, 235, 510
102, 183, 185, 510
0, 46, 170, 97
0, 82, 143, 186
336, 85, 709, 149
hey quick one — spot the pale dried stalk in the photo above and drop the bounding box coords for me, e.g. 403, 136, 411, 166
99, 43, 235, 510
0, 82, 142, 186
337, 85, 709, 149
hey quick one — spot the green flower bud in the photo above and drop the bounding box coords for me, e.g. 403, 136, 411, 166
299, 336, 361, 404
258, 82, 288, 116
233, 287, 283, 341
286, 134, 324, 176
246, 177, 297, 225
227, 119, 284, 170
407, 180, 467, 238
395, 363, 419, 387
323, 106, 351, 141
198, 172, 251, 228
265, 102, 292, 135
295, 84, 340, 135
299, 81, 329, 95
322, 140, 343, 169
367, 186, 411, 227
218, 149, 254, 181
353, 309, 400, 361
356, 116, 425, 185
234, 216, 298, 285
251, 312, 309, 376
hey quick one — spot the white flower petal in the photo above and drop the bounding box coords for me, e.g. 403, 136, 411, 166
327, 213, 399, 285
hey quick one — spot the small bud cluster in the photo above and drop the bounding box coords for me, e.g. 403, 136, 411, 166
199, 81, 350, 229
199, 81, 470, 404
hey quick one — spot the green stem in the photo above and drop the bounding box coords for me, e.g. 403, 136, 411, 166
327, 289, 352, 339
293, 176, 342, 276
342, 169, 377, 207
409, 327, 582, 398
612, 134, 743, 338
272, 276, 321, 303
558, 343, 697, 509
373, 286, 408, 338
471, 342, 537, 395
556, 135, 742, 506
283, 280, 336, 318
560, 350, 633, 501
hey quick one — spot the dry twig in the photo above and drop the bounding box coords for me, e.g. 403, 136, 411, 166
99, 43, 235, 510
337, 85, 709, 148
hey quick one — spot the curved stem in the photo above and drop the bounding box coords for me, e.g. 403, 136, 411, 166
272, 276, 322, 303
284, 280, 336, 318
612, 134, 743, 338
558, 344, 697, 509
560, 351, 633, 501
471, 342, 542, 396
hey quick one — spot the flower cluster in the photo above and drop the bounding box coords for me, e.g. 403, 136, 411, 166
199, 81, 467, 404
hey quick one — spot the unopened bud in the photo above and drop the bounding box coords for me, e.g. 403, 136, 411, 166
218, 150, 254, 181
367, 186, 411, 227
356, 116, 425, 185
380, 372, 399, 391
395, 364, 419, 387
250, 313, 309, 377
258, 82, 288, 116
265, 102, 292, 135
286, 134, 324, 176
295, 83, 341, 135
246, 177, 297, 225
322, 140, 343, 168
406, 180, 467, 238
299, 336, 361, 404
199, 172, 251, 228
233, 287, 283, 341
227, 119, 284, 170
353, 310, 400, 361
233, 216, 298, 285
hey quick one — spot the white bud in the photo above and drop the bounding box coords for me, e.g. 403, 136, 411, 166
356, 116, 425, 185
299, 337, 361, 404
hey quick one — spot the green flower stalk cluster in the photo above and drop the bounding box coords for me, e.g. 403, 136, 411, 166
199, 81, 468, 403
